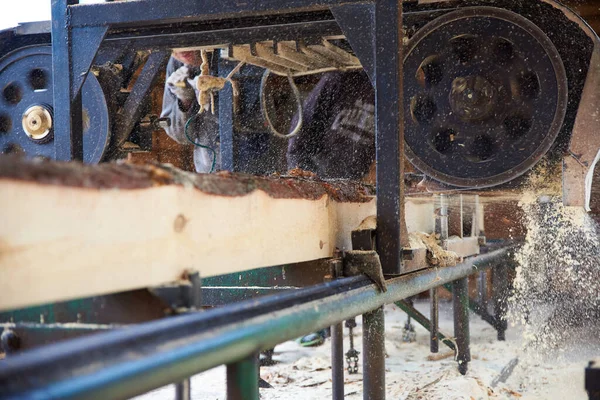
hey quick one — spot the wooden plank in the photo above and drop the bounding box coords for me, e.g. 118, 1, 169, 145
0, 158, 375, 311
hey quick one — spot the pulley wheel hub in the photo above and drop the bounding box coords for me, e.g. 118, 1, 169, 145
449, 75, 497, 121
22, 105, 52, 141
0, 46, 110, 163
404, 7, 568, 187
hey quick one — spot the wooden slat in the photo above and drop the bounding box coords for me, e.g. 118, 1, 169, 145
0, 159, 376, 311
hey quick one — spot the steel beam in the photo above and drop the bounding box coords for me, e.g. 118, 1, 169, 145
68, 0, 367, 27
330, 4, 375, 84
0, 248, 511, 400
103, 20, 342, 52
51, 0, 83, 161
374, 0, 405, 275
112, 51, 170, 148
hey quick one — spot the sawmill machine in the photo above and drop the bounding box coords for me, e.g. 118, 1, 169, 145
0, 0, 598, 209
0, 1, 599, 395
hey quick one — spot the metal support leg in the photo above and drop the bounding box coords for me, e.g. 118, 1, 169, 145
430, 287, 439, 353
477, 270, 488, 312
374, 0, 405, 276
226, 353, 260, 400
363, 306, 385, 400
175, 378, 191, 400
330, 257, 345, 400
453, 278, 471, 375
493, 264, 509, 341
331, 322, 345, 400
443, 281, 501, 333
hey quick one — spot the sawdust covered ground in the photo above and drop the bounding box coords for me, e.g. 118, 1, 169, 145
135, 301, 599, 400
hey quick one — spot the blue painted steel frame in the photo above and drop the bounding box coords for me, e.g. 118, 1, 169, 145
51, 0, 83, 161
49, 0, 403, 270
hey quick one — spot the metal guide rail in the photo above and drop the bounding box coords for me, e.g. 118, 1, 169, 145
0, 247, 513, 400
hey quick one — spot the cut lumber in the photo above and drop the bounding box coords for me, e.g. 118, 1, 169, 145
426, 350, 455, 361
0, 157, 375, 311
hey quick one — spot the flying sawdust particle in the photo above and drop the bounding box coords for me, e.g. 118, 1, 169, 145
508, 160, 600, 353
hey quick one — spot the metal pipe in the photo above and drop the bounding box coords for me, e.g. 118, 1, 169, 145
430, 287, 439, 353
0, 248, 511, 400
363, 307, 385, 400
453, 277, 471, 375
175, 378, 191, 400
331, 322, 344, 400
226, 354, 259, 400
493, 264, 509, 341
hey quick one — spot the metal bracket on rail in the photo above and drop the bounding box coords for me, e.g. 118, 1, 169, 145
343, 251, 387, 293
344, 216, 387, 293
149, 270, 202, 312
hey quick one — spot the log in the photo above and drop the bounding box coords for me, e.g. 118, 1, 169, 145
0, 157, 376, 311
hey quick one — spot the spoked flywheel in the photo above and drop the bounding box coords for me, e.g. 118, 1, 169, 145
404, 7, 567, 187
0, 45, 111, 163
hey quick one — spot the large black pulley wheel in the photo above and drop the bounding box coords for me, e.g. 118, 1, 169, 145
404, 7, 567, 187
0, 46, 110, 163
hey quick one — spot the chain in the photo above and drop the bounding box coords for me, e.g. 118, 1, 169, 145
345, 318, 359, 374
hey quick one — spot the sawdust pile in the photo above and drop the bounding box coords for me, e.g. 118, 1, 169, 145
410, 232, 462, 267
508, 160, 600, 352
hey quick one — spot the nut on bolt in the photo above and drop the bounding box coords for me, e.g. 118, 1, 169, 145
1, 328, 21, 355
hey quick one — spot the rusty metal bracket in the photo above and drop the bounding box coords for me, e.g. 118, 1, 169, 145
351, 215, 377, 251
150, 270, 202, 311
346, 216, 387, 292
343, 251, 387, 292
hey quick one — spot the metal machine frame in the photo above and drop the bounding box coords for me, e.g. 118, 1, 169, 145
51, 0, 405, 277
4, 0, 597, 398
0, 2, 409, 398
